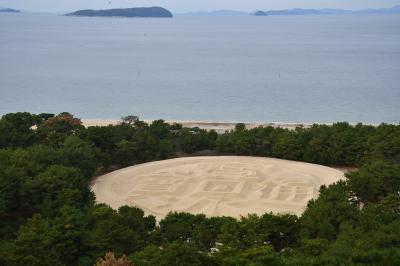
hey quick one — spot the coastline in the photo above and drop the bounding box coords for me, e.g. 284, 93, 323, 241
82, 119, 319, 134
82, 119, 381, 134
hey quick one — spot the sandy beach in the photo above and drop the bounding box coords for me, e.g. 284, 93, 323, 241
91, 156, 345, 220
82, 119, 315, 133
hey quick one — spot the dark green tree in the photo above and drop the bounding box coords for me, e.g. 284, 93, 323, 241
347, 161, 400, 204
300, 181, 358, 240
0, 112, 40, 148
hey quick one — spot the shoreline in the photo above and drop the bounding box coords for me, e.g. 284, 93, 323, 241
82, 119, 315, 133
81, 119, 378, 134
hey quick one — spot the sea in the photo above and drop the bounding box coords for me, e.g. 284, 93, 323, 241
0, 13, 399, 124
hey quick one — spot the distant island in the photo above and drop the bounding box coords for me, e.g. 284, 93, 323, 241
254, 11, 267, 16
177, 5, 400, 17
0, 8, 21, 13
264, 8, 328, 16
254, 5, 400, 16
66, 7, 173, 18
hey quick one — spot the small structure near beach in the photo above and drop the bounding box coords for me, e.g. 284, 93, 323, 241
92, 156, 344, 219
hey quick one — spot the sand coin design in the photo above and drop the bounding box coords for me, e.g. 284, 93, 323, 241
91, 156, 345, 219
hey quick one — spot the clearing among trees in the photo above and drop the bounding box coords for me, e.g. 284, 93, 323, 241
92, 156, 344, 219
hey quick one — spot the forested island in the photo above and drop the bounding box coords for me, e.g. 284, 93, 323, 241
0, 8, 20, 13
0, 112, 399, 265
66, 7, 173, 18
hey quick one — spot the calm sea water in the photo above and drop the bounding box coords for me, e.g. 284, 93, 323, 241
0, 13, 399, 123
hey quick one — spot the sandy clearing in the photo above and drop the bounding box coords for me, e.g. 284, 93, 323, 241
91, 156, 345, 220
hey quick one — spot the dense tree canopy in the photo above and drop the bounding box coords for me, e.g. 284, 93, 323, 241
0, 112, 399, 265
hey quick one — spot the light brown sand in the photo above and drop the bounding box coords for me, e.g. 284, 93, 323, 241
91, 156, 344, 220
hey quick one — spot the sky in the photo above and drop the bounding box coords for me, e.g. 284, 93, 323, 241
0, 0, 399, 13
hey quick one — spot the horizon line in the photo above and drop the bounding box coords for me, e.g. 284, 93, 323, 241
2, 4, 399, 14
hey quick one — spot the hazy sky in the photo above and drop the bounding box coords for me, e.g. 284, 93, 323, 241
0, 0, 399, 13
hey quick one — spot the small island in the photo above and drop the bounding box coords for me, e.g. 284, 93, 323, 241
0, 8, 21, 13
66, 6, 173, 18
254, 10, 267, 16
